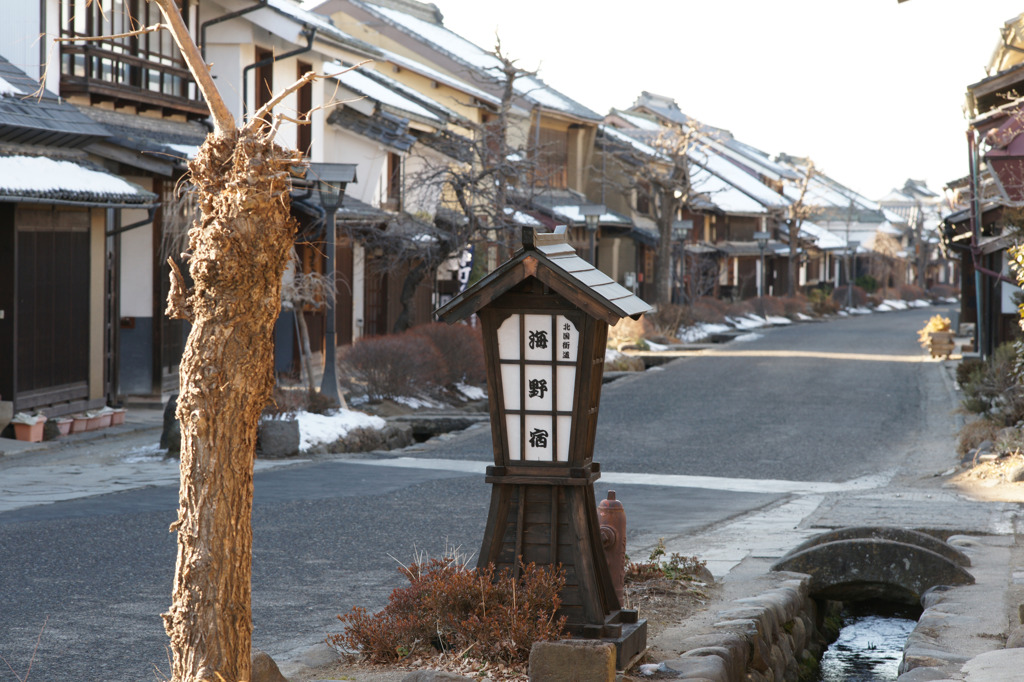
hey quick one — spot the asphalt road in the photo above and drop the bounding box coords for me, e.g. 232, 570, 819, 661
0, 306, 953, 681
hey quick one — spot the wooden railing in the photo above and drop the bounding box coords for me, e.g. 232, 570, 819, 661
60, 44, 208, 117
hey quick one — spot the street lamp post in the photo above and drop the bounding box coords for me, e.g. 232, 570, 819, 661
672, 220, 692, 304
580, 203, 605, 266
311, 162, 357, 405
753, 231, 770, 317
845, 240, 860, 310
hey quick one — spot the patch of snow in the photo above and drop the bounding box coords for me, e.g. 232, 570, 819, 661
163, 143, 200, 160
605, 348, 625, 363
645, 340, 668, 351
837, 310, 850, 317
0, 76, 23, 97
849, 307, 873, 315
456, 383, 486, 400
394, 395, 443, 410
295, 409, 386, 450
734, 332, 763, 343
122, 443, 165, 463
878, 299, 909, 311
678, 322, 731, 343
907, 299, 932, 308
727, 315, 768, 330
550, 204, 623, 224
796, 312, 814, 321
766, 315, 792, 325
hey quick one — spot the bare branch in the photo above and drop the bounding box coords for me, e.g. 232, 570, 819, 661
54, 23, 165, 42
246, 60, 373, 134
148, 0, 235, 133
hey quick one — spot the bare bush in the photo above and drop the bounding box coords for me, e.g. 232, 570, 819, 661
689, 297, 729, 324
409, 322, 485, 386
341, 334, 445, 401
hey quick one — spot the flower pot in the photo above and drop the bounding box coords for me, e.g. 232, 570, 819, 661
110, 408, 126, 426
85, 415, 104, 431
71, 415, 90, 433
56, 418, 73, 436
13, 420, 45, 442
96, 412, 113, 429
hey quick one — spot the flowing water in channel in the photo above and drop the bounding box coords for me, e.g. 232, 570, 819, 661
817, 603, 920, 681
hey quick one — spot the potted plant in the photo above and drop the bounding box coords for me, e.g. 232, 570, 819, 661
11, 412, 47, 442
71, 414, 90, 433
55, 417, 73, 436
918, 315, 954, 358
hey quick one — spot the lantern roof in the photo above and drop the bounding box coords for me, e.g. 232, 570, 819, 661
435, 226, 651, 325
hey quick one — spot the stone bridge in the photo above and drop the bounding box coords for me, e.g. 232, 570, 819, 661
771, 526, 974, 604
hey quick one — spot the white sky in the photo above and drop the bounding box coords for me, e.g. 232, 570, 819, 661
434, 0, 1024, 201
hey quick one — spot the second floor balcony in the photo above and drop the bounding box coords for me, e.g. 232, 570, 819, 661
59, 0, 207, 119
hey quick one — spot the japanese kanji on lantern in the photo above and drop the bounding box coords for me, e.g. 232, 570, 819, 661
435, 225, 651, 667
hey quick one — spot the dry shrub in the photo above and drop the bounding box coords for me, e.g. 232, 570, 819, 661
690, 297, 728, 324
263, 385, 337, 416
929, 284, 959, 300
781, 294, 810, 317
409, 322, 485, 386
832, 285, 868, 307
330, 557, 567, 666
724, 300, 756, 318
626, 540, 709, 584
898, 284, 927, 301
958, 418, 1003, 456
753, 296, 786, 317
608, 315, 648, 350
643, 304, 691, 342
341, 334, 444, 401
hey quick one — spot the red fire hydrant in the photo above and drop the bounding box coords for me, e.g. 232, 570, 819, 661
597, 490, 627, 605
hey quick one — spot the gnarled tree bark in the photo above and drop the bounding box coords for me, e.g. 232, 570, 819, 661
147, 1, 297, 680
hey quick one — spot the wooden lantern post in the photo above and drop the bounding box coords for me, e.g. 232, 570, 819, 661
435, 226, 651, 665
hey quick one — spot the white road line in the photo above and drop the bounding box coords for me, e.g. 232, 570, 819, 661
342, 457, 892, 495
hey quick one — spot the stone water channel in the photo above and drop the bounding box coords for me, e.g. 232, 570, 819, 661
816, 602, 920, 681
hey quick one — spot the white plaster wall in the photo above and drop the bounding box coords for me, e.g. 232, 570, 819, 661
2, 1, 43, 83
120, 206, 154, 318
322, 123, 385, 205
403, 145, 446, 217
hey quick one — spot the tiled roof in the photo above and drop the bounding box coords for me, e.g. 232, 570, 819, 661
327, 107, 416, 152
0, 152, 157, 205
0, 56, 109, 147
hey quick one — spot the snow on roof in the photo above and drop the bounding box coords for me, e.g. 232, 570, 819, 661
375, 46, 500, 106
691, 167, 770, 215
0, 155, 154, 202
613, 110, 662, 132
266, 0, 378, 53
360, 2, 601, 120
163, 143, 200, 160
693, 147, 790, 209
0, 75, 23, 97
335, 66, 443, 122
600, 124, 664, 159
791, 219, 846, 250
602, 125, 778, 214
504, 207, 542, 226
549, 205, 627, 224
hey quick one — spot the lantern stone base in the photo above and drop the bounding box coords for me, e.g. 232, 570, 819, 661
571, 610, 647, 670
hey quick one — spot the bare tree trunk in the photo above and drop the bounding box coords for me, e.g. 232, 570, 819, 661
293, 308, 317, 392
787, 227, 798, 298
393, 260, 428, 333
161, 117, 296, 682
